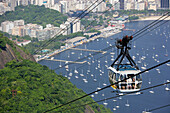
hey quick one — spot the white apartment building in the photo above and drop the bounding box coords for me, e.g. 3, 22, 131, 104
1, 21, 14, 33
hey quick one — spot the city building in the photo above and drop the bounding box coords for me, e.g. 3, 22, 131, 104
14, 20, 24, 26
65, 36, 87, 46
0, 2, 11, 15
137, 2, 145, 10
1, 21, 14, 33
161, 0, 169, 9
119, 0, 124, 10
60, 0, 68, 14
148, 1, 157, 11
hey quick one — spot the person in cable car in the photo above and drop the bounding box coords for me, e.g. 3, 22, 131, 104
108, 35, 142, 93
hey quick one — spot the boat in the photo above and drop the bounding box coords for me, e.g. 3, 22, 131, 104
165, 49, 168, 57
125, 100, 130, 107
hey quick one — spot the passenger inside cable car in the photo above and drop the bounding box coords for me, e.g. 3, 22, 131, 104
108, 65, 142, 92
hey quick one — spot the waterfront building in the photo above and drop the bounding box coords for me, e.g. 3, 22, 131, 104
124, 2, 132, 10
148, 1, 157, 11
65, 36, 87, 46
67, 17, 81, 33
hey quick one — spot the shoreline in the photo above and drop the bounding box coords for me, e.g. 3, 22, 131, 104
135, 16, 170, 21
35, 16, 168, 62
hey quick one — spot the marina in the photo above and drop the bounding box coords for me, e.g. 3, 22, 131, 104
39, 20, 170, 113
45, 58, 87, 64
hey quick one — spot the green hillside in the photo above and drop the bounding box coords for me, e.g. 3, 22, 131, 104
0, 5, 67, 27
0, 60, 112, 113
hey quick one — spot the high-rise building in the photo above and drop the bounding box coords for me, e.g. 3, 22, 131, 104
9, 0, 17, 11
1, 21, 14, 33
119, 0, 124, 10
60, 1, 68, 14
161, 0, 169, 9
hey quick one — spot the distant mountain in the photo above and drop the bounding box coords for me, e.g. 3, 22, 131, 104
0, 32, 35, 69
0, 5, 67, 27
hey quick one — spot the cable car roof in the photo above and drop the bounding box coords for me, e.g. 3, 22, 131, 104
108, 65, 140, 75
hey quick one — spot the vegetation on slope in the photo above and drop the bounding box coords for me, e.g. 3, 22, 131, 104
0, 60, 112, 113
0, 32, 30, 58
0, 5, 67, 27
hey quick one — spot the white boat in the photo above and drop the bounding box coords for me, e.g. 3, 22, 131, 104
91, 95, 94, 98
113, 108, 116, 111
125, 100, 130, 107
166, 63, 170, 66
59, 61, 62, 67
94, 78, 97, 82
149, 88, 154, 94
116, 106, 120, 108
51, 57, 54, 60
80, 69, 84, 76
165, 49, 168, 57
69, 72, 72, 76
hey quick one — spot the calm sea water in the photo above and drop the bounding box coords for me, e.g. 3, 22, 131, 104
39, 20, 170, 113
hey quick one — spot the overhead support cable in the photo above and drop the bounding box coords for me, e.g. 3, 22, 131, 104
43, 59, 170, 112
132, 12, 170, 37
33, 0, 104, 54
53, 12, 169, 71
58, 82, 170, 112
147, 104, 170, 112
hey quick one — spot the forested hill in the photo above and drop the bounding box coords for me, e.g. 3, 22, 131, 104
0, 60, 112, 113
0, 5, 67, 27
0, 33, 35, 69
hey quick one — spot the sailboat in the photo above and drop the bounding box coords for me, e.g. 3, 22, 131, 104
80, 69, 84, 77
141, 62, 146, 70
59, 61, 62, 67
165, 80, 170, 91
113, 108, 116, 111
133, 41, 136, 48
103, 98, 108, 106
74, 67, 78, 74
156, 69, 160, 74
149, 88, 154, 94
165, 49, 168, 57
125, 100, 130, 107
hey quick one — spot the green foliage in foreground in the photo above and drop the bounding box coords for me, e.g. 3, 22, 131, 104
0, 5, 67, 27
0, 60, 112, 113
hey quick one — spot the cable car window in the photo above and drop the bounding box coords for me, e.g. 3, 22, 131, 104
120, 74, 124, 80
136, 74, 142, 81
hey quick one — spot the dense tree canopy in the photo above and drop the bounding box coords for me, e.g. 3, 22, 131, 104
0, 60, 112, 113
0, 5, 67, 27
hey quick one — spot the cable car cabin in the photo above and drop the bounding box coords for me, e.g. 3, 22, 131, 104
108, 65, 142, 93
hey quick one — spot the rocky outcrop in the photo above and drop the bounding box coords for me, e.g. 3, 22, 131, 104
0, 43, 35, 69
85, 105, 95, 113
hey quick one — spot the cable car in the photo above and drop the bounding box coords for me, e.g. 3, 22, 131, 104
108, 35, 142, 92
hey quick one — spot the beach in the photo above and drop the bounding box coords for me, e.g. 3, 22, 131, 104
137, 16, 170, 21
